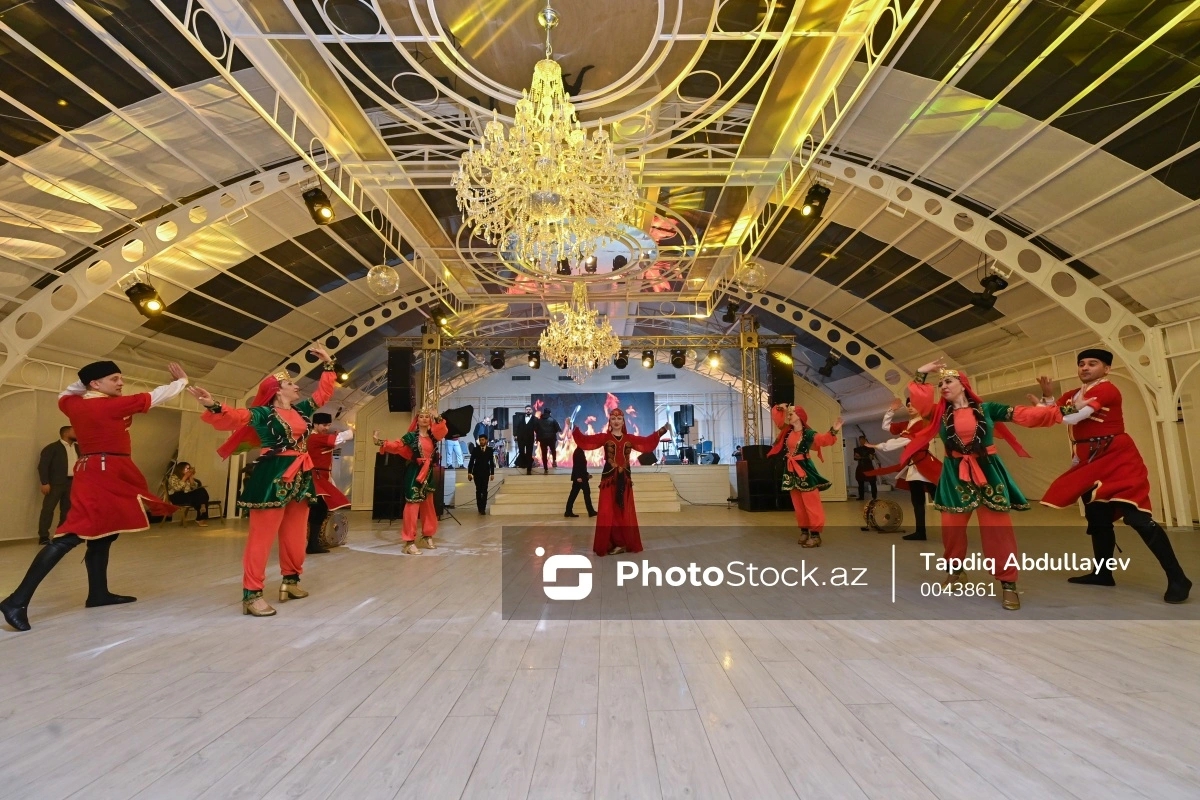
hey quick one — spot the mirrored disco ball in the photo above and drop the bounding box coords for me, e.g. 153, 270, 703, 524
367, 264, 400, 296
734, 261, 766, 293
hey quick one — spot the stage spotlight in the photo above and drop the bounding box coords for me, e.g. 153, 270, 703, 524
969, 273, 1009, 311
642, 350, 654, 368
614, 349, 629, 369
613, 254, 628, 270
528, 350, 541, 369
707, 349, 720, 367
302, 187, 335, 225
817, 352, 840, 378
556, 260, 571, 276
125, 282, 164, 318
455, 350, 469, 368
583, 255, 598, 273
490, 350, 505, 369
722, 302, 739, 324
670, 349, 686, 369
801, 184, 830, 218
331, 360, 350, 383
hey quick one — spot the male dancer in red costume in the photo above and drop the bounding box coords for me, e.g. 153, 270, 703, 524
305, 412, 352, 554
1, 360, 188, 631
572, 408, 670, 556
1036, 349, 1191, 603
866, 396, 943, 541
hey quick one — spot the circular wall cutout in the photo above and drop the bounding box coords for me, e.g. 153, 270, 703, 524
248, 180, 264, 196
844, 167, 857, 179
984, 229, 1008, 251
827, 329, 840, 342
759, 297, 769, 306
792, 310, 803, 321
1017, 249, 1041, 273
884, 369, 901, 385
1085, 297, 1112, 324
277, 171, 291, 184
189, 205, 208, 224
121, 238, 144, 262
1118, 324, 1146, 352
953, 213, 974, 232
86, 260, 112, 285
345, 325, 358, 337
325, 336, 339, 348
363, 316, 375, 327
775, 303, 785, 313
865, 354, 881, 369
20, 360, 50, 388
287, 362, 301, 374
896, 186, 912, 202
15, 311, 42, 339
869, 175, 884, 190
1050, 270, 1077, 297
219, 193, 235, 208
808, 319, 821, 332
50, 284, 77, 311
382, 308, 393, 318
156, 221, 178, 241
924, 198, 942, 215
1138, 355, 1151, 367
304, 351, 318, 362
845, 341, 861, 355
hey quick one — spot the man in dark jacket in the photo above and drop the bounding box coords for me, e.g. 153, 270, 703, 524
564, 446, 597, 517
37, 426, 78, 546
466, 434, 495, 513
514, 404, 536, 474
536, 409, 562, 473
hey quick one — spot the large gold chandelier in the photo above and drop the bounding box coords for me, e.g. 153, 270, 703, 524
539, 283, 622, 384
452, 1, 639, 272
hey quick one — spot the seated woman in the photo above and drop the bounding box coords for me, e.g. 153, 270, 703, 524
167, 462, 209, 527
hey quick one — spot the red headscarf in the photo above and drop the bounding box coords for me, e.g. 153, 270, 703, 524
216, 373, 283, 459
766, 404, 826, 461
899, 370, 1028, 468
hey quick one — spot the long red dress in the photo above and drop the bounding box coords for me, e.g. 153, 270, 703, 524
307, 432, 351, 511
572, 425, 668, 556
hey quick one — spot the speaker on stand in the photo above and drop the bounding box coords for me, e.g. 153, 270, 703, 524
767, 346, 795, 407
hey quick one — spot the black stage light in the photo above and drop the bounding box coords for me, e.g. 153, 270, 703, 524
614, 349, 629, 369
556, 260, 571, 276
707, 349, 720, 367
801, 184, 830, 218
613, 254, 628, 270
817, 352, 840, 378
490, 350, 505, 369
642, 350, 654, 368
302, 187, 335, 225
125, 282, 164, 318
722, 302, 739, 324
528, 350, 541, 368
455, 350, 469, 368
969, 273, 1009, 311
670, 349, 686, 369
583, 255, 598, 273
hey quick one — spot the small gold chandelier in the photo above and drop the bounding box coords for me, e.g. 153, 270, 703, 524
539, 282, 622, 384
453, 1, 639, 272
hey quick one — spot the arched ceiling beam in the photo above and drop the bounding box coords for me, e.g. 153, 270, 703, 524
0, 164, 311, 386
817, 154, 1165, 394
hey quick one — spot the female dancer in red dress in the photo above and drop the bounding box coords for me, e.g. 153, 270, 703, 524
766, 404, 842, 547
374, 409, 449, 554
571, 408, 670, 556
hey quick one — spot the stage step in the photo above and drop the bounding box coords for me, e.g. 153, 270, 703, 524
486, 470, 681, 515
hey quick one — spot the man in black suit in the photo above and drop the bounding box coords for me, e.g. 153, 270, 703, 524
514, 404, 536, 475
466, 434, 495, 513
564, 446, 597, 518
37, 426, 78, 546
536, 409, 562, 473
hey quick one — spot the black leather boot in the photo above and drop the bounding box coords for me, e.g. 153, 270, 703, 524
2, 535, 82, 630
84, 536, 136, 608
1126, 511, 1191, 603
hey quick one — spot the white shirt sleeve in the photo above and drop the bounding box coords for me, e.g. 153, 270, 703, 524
881, 410, 895, 431
149, 377, 189, 408
59, 381, 87, 398
1062, 404, 1096, 426
873, 436, 911, 453
334, 430, 354, 445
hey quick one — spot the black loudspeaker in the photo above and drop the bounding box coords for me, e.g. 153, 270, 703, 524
637, 452, 657, 466
433, 465, 446, 517
673, 411, 682, 431
680, 404, 694, 427
372, 452, 407, 520
493, 407, 510, 430
680, 446, 696, 463
736, 456, 790, 512
442, 405, 474, 438
767, 346, 795, 406
387, 348, 415, 412
711, 453, 721, 465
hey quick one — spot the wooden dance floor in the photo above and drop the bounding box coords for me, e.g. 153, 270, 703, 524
1, 502, 1198, 799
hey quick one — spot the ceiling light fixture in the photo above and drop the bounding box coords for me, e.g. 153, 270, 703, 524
452, 0, 638, 273
970, 273, 1009, 311
537, 282, 621, 384
817, 352, 840, 378
490, 350, 505, 369
801, 184, 830, 218
302, 187, 335, 225
707, 349, 720, 367
642, 350, 654, 368
455, 350, 469, 368
614, 349, 629, 369
528, 350, 541, 369
670, 349, 686, 369
722, 302, 739, 324
125, 281, 164, 318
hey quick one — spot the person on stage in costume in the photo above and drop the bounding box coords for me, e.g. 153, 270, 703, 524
564, 444, 597, 518
766, 404, 842, 548
373, 409, 449, 554
304, 413, 352, 554
467, 433, 495, 514
903, 358, 1062, 610
188, 346, 337, 618
864, 396, 943, 541
1, 361, 188, 632
571, 408, 669, 556
1033, 349, 1191, 603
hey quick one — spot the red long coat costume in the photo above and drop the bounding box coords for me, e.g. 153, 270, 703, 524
306, 432, 351, 511
57, 392, 176, 540
866, 416, 943, 488
1040, 380, 1152, 516
572, 423, 668, 556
